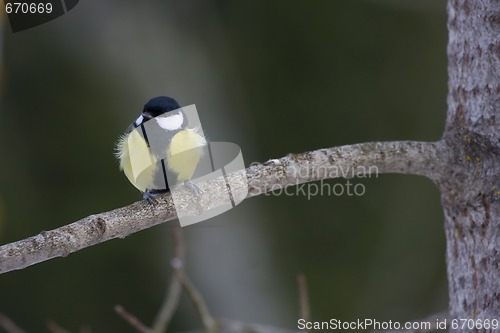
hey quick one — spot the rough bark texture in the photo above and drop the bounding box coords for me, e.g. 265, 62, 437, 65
443, 0, 500, 329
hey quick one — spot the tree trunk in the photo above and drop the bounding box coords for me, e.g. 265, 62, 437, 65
443, 0, 500, 330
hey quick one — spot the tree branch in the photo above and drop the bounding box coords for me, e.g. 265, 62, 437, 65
114, 305, 153, 333
0, 141, 443, 274
151, 227, 185, 333
297, 273, 311, 324
171, 256, 217, 331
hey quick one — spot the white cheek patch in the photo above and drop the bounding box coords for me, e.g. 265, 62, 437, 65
134, 115, 144, 126
156, 113, 184, 131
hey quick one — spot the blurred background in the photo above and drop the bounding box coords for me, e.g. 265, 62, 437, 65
0, 0, 448, 331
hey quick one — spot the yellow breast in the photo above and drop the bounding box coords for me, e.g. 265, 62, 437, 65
117, 130, 157, 192
167, 128, 207, 183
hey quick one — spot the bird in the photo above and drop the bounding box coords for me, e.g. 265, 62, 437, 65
115, 96, 207, 203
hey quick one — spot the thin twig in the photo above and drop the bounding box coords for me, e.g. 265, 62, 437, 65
0, 141, 445, 274
152, 227, 185, 333
0, 312, 25, 333
114, 305, 153, 333
172, 258, 216, 331
297, 273, 311, 323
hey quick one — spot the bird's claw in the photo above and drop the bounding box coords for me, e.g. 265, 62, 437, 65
143, 189, 167, 205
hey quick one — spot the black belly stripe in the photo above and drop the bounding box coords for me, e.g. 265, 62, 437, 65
161, 159, 169, 190
140, 123, 150, 147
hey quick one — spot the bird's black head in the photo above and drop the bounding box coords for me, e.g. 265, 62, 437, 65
132, 96, 187, 131
142, 96, 181, 120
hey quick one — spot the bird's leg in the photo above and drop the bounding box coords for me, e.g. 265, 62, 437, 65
143, 189, 169, 204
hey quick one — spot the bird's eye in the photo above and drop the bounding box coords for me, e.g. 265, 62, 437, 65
142, 111, 155, 120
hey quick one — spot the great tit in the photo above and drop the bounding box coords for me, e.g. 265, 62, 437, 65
116, 96, 207, 202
